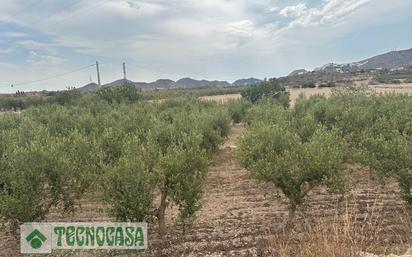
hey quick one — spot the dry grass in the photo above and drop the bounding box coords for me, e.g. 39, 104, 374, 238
199, 93, 242, 102
289, 83, 412, 106
197, 83, 412, 107
265, 200, 412, 257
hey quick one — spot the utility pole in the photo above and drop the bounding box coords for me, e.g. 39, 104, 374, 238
123, 62, 127, 80
96, 61, 101, 86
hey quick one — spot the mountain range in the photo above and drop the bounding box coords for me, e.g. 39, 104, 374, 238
78, 77, 262, 93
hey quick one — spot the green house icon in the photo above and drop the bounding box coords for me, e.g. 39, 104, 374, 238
26, 229, 47, 249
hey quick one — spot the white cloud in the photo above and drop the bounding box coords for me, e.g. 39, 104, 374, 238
284, 0, 372, 28
280, 3, 308, 18
225, 20, 255, 37
266, 7, 279, 13
15, 40, 60, 55
27, 50, 66, 65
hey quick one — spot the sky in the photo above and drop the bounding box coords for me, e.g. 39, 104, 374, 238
0, 0, 411, 93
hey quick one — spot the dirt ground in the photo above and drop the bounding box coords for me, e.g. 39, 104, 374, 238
199, 83, 412, 107
199, 94, 243, 102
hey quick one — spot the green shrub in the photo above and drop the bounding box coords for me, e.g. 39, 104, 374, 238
226, 99, 251, 123
96, 84, 141, 104
241, 78, 290, 107
48, 88, 81, 106
244, 99, 291, 126
377, 78, 388, 84
302, 82, 316, 88
319, 82, 336, 88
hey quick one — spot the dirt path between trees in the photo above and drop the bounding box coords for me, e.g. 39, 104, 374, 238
147, 124, 411, 257
147, 123, 286, 256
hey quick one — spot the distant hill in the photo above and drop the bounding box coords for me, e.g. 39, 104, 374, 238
101, 78, 171, 91
280, 48, 412, 88
175, 78, 210, 88
78, 82, 99, 93
174, 78, 231, 88
153, 79, 175, 89
314, 48, 412, 73
288, 69, 309, 76
78, 77, 261, 92
232, 78, 262, 86
102, 79, 134, 88
356, 48, 412, 70
207, 80, 232, 87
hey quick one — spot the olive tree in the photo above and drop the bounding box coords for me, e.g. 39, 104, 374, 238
102, 100, 229, 236
151, 113, 212, 235
239, 124, 346, 224
360, 130, 412, 204
157, 143, 210, 233
102, 136, 156, 222
0, 126, 98, 234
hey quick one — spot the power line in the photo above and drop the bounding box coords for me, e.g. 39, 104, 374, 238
10, 64, 96, 87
